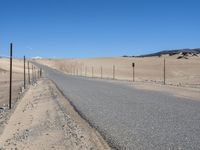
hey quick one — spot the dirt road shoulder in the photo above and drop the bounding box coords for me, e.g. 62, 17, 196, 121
0, 78, 110, 150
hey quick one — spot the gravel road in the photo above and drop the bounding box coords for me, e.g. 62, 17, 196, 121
35, 63, 200, 150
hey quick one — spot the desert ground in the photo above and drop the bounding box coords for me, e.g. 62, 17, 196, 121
35, 54, 200, 100
35, 54, 200, 88
1, 55, 200, 149
0, 78, 110, 149
34, 61, 200, 149
0, 58, 25, 108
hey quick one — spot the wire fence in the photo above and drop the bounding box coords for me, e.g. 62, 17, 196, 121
0, 44, 42, 110
36, 57, 200, 88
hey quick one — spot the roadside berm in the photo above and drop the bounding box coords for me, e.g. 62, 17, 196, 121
0, 78, 110, 150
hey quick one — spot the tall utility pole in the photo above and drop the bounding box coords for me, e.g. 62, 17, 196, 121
9, 43, 13, 109
24, 56, 26, 89
164, 58, 166, 85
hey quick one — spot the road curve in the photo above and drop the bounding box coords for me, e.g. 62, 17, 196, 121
35, 63, 200, 150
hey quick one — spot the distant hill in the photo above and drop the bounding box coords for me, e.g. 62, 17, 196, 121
123, 48, 200, 58
32, 56, 43, 59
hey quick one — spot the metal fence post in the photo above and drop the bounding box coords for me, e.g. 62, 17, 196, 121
28, 61, 30, 84
101, 66, 103, 79
132, 63, 135, 82
81, 66, 82, 76
40, 68, 42, 77
85, 67, 87, 77
9, 43, 13, 109
24, 56, 26, 89
92, 66, 94, 78
164, 58, 166, 85
32, 65, 34, 83
113, 65, 115, 80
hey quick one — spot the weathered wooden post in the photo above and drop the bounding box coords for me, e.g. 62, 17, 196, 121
9, 43, 13, 109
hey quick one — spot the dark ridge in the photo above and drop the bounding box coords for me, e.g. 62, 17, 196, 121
123, 48, 200, 57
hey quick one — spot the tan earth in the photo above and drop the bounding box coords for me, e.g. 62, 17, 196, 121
0, 58, 38, 107
35, 55, 200, 88
0, 78, 110, 150
0, 55, 199, 149
35, 55, 200, 101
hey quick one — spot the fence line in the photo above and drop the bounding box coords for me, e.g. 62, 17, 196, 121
0, 43, 42, 109
66, 58, 199, 88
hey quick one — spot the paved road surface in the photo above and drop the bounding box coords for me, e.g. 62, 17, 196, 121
35, 63, 200, 150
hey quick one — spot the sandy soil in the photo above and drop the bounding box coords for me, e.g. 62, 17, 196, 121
0, 78, 110, 150
131, 82, 200, 101
0, 58, 35, 107
35, 55, 200, 88
35, 56, 200, 103
35, 56, 200, 100
101, 79, 200, 101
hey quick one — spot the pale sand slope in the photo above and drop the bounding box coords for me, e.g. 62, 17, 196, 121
36, 55, 200, 87
0, 78, 110, 150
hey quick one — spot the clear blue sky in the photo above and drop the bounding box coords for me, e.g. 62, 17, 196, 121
0, 0, 199, 58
